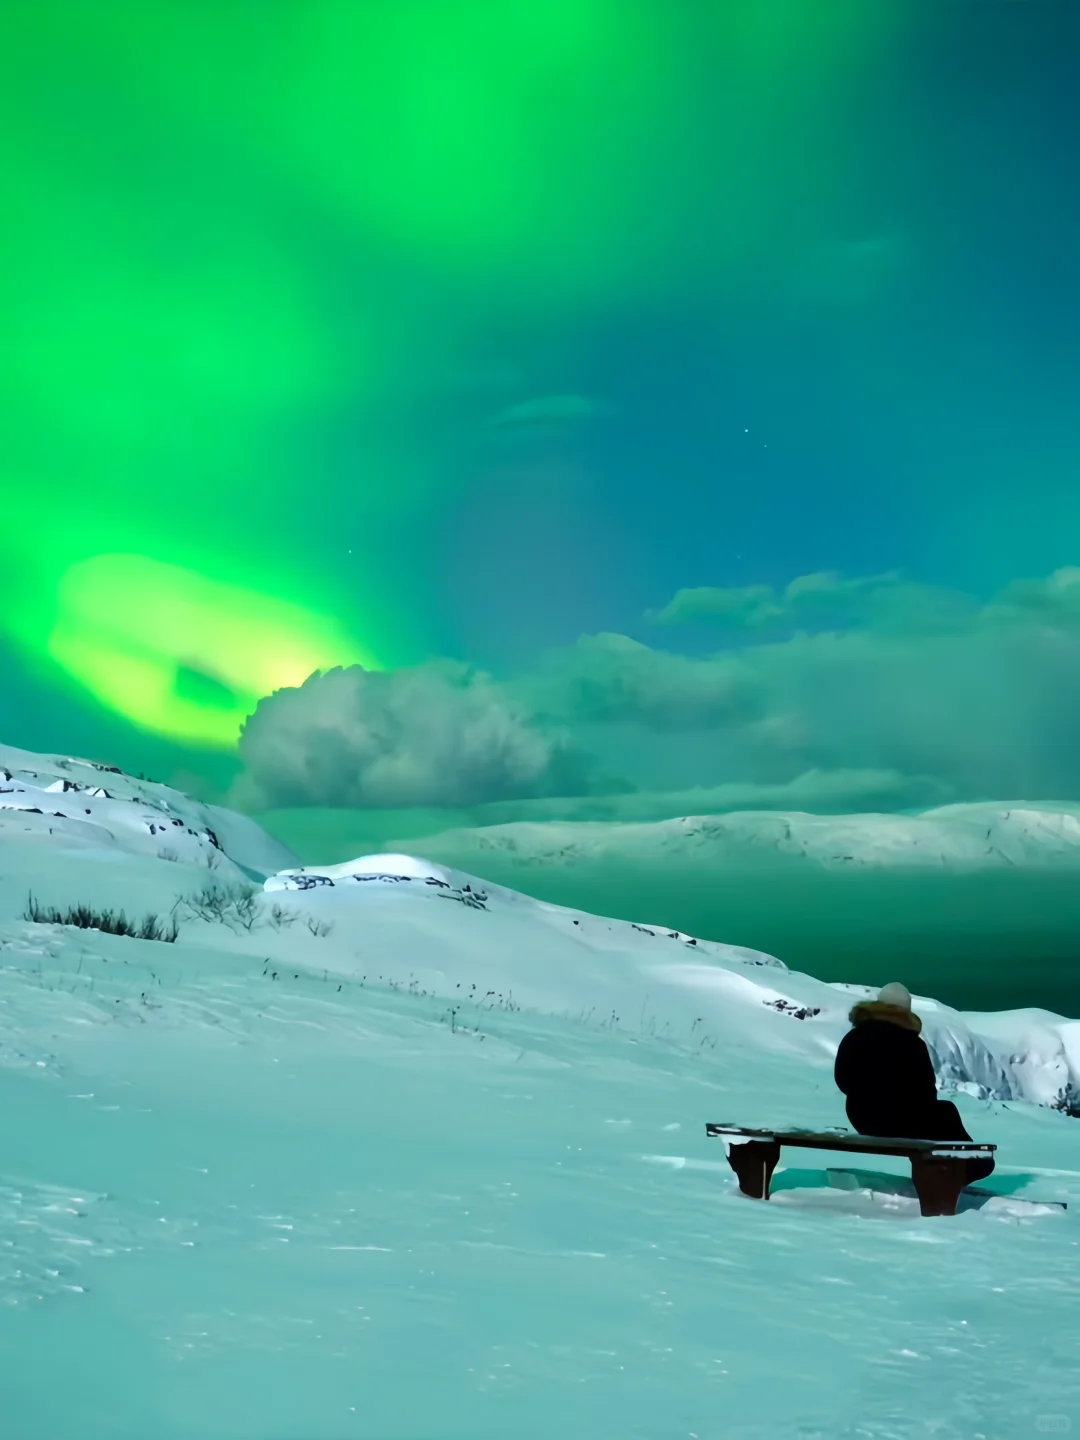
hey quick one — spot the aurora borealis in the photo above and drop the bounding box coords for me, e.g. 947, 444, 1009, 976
2, 1, 1079, 810
44, 555, 377, 748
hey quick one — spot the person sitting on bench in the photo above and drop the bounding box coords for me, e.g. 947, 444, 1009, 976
834, 982, 995, 1186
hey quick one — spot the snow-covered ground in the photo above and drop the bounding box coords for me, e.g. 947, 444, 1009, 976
1, 744, 1079, 1438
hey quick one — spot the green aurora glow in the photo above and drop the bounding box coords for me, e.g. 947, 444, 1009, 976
44, 555, 378, 748
0, 1, 904, 749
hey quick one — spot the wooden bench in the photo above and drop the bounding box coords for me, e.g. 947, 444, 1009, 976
706, 1123, 997, 1217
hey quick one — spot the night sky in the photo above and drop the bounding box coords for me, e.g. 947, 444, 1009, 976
3, 1, 1079, 816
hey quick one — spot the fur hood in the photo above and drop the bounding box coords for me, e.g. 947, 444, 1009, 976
848, 1000, 922, 1034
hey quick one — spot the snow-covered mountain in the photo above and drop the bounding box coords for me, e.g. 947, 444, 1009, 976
391, 801, 1080, 873
2, 743, 1079, 1438
0, 740, 295, 882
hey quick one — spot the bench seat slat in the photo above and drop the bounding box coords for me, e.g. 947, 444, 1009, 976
705, 1123, 994, 1155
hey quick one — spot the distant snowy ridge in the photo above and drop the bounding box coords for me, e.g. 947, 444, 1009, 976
394, 802, 1080, 872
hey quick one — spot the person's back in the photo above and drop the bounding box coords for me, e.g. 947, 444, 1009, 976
834, 981, 994, 1183
834, 986, 937, 1135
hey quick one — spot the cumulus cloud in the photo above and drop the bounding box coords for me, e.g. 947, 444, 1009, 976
643, 569, 960, 632
232, 568, 1080, 818
987, 567, 1080, 624
528, 632, 762, 732
647, 567, 1080, 644
234, 662, 587, 811
544, 568, 1080, 803
646, 583, 783, 629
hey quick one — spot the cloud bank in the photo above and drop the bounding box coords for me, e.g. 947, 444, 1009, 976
235, 568, 1080, 815
235, 662, 585, 811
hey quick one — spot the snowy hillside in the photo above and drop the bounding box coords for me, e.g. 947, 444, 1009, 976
0, 741, 296, 882
2, 745, 1079, 1438
264, 854, 1080, 1115
392, 802, 1080, 874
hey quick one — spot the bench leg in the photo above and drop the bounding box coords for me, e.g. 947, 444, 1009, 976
910, 1155, 967, 1217
726, 1139, 782, 1200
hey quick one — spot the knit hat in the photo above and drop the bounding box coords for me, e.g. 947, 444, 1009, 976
877, 981, 912, 1010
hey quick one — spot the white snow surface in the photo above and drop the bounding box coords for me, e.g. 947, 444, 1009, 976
1, 745, 1079, 1438
0, 741, 296, 882
264, 853, 1080, 1114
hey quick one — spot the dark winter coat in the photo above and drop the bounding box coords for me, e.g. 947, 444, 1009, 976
834, 1000, 950, 1138
834, 1000, 994, 1180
